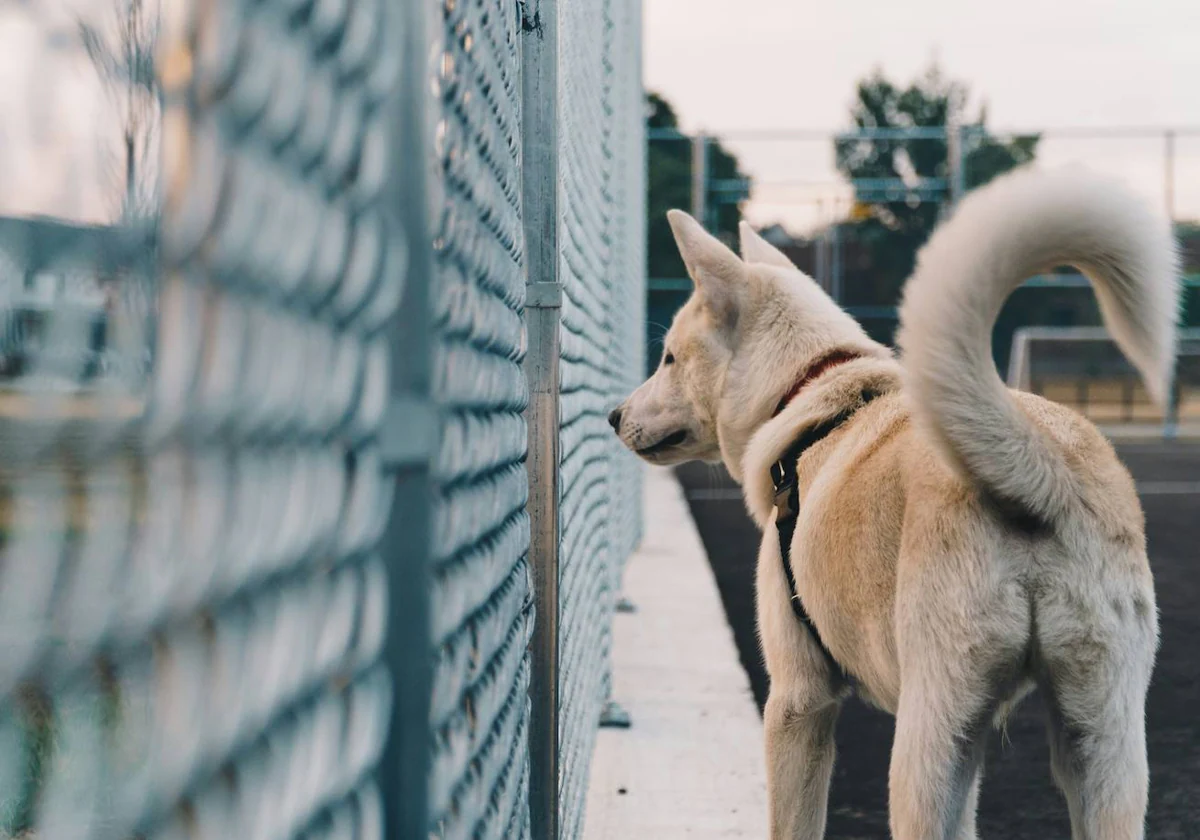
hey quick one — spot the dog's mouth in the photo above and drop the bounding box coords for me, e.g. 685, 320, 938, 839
637, 429, 688, 456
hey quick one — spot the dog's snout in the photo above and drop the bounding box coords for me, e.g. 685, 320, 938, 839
608, 407, 624, 432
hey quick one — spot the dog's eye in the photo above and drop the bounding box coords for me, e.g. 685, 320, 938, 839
663, 352, 675, 366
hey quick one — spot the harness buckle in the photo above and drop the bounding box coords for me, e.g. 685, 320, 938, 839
771, 459, 796, 521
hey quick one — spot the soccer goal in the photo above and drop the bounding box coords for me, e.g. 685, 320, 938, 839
1007, 326, 1200, 437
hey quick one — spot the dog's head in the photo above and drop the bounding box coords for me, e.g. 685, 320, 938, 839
610, 210, 886, 478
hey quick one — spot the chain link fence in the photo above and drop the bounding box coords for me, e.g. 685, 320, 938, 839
420, 0, 533, 836
0, 1, 644, 839
554, 0, 644, 834
397, 0, 647, 835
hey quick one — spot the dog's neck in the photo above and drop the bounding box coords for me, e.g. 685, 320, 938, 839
773, 349, 867, 417
717, 343, 889, 482
711, 271, 894, 483
739, 355, 905, 525
716, 340, 892, 484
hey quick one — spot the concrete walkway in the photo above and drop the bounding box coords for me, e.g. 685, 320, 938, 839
584, 468, 767, 839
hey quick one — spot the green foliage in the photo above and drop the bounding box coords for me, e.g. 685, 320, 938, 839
646, 92, 746, 279
836, 64, 1039, 306
646, 94, 691, 280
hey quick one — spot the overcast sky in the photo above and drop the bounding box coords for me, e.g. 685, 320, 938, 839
0, 3, 117, 224
644, 0, 1200, 232
2, 1, 1197, 234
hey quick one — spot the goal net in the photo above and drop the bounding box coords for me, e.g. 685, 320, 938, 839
1007, 326, 1200, 433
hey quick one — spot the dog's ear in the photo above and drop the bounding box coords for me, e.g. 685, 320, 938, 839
667, 209, 744, 330
738, 221, 795, 270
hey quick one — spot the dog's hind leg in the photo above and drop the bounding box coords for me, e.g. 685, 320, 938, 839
888, 680, 989, 840
1037, 577, 1157, 840
888, 562, 1028, 840
954, 771, 981, 840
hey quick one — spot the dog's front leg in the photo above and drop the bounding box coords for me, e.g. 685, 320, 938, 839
764, 688, 840, 839
758, 532, 842, 839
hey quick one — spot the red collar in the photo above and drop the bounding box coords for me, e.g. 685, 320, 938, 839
773, 350, 862, 417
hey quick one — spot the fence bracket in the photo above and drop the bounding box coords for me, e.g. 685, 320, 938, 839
379, 393, 435, 469
599, 700, 632, 729
526, 281, 562, 309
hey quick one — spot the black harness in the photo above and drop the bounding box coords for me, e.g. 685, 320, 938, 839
769, 390, 880, 677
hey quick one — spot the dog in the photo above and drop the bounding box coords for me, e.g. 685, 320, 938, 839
609, 167, 1178, 839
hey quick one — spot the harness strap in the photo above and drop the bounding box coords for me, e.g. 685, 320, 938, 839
770, 390, 880, 678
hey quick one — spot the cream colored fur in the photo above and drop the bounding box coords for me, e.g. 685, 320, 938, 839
611, 166, 1177, 840
897, 166, 1180, 523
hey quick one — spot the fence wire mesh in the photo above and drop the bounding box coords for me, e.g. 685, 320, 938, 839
555, 0, 617, 833
420, 0, 645, 835
605, 0, 647, 608
555, 0, 645, 835
423, 0, 534, 837
0, 0, 404, 836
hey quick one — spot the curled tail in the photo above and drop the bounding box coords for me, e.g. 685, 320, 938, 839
897, 167, 1180, 523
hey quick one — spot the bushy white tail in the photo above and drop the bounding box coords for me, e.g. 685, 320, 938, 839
897, 167, 1180, 522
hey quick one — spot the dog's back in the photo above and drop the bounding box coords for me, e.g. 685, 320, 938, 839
785, 378, 1149, 715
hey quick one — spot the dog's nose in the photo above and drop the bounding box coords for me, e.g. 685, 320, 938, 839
607, 407, 623, 432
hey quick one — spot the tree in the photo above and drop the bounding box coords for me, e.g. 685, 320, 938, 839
76, 0, 159, 384
835, 64, 1038, 307
78, 0, 160, 225
646, 92, 747, 279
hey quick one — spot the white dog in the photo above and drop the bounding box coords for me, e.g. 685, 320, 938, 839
609, 167, 1178, 839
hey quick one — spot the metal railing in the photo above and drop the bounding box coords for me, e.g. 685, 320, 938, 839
651, 124, 1200, 258
647, 125, 1200, 382
521, 1, 564, 836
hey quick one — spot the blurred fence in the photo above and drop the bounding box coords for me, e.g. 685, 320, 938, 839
654, 125, 1200, 234
0, 0, 644, 839
0, 1, 400, 839
647, 125, 1200, 407
1007, 327, 1200, 436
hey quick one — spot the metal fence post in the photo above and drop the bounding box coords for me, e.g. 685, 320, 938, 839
379, 0, 436, 836
814, 199, 828, 292
830, 221, 843, 304
520, 1, 562, 838
947, 122, 966, 208
1165, 378, 1181, 440
692, 133, 709, 229
1165, 129, 1176, 223
1164, 129, 1178, 440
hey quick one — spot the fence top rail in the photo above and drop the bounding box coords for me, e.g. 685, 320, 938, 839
1013, 326, 1200, 342
648, 126, 1200, 143
0, 215, 154, 274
